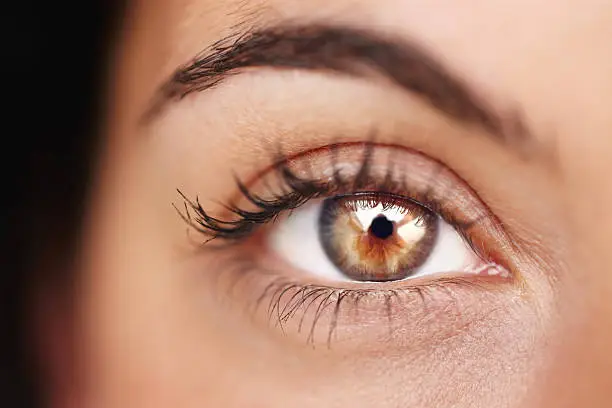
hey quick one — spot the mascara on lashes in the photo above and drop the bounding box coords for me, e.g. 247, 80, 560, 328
175, 142, 488, 247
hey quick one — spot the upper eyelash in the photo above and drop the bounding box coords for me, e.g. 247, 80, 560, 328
175, 142, 486, 250
176, 144, 366, 242
176, 165, 326, 241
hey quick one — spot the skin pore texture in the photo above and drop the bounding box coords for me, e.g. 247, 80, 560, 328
58, 0, 612, 407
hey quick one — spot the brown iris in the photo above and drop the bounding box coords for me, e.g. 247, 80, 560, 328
319, 194, 438, 281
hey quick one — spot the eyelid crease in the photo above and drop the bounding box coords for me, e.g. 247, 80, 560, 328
235, 141, 448, 196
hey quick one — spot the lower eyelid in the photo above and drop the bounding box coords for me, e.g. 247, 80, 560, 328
216, 253, 517, 349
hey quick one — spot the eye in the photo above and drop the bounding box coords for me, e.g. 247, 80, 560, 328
269, 192, 488, 283
177, 143, 516, 344
178, 141, 513, 329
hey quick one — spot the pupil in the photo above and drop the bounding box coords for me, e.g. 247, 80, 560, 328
369, 215, 394, 239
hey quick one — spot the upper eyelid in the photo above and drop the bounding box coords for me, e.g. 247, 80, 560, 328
176, 143, 494, 245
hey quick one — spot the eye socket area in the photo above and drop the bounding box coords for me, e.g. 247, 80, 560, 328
268, 192, 507, 285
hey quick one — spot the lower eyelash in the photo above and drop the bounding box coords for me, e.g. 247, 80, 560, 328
261, 278, 420, 347
224, 254, 494, 347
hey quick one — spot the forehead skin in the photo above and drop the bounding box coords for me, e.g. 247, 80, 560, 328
77, 1, 612, 407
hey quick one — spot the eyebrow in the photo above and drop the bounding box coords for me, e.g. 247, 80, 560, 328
147, 24, 533, 152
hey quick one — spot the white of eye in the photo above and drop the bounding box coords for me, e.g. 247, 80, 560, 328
268, 200, 486, 283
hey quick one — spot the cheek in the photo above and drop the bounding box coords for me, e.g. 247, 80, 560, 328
80, 256, 545, 408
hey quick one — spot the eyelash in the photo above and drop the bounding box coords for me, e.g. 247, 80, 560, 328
177, 142, 483, 249
175, 142, 507, 345
250, 274, 488, 347
213, 251, 498, 347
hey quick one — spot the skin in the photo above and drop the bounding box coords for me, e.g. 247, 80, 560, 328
45, 0, 612, 407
